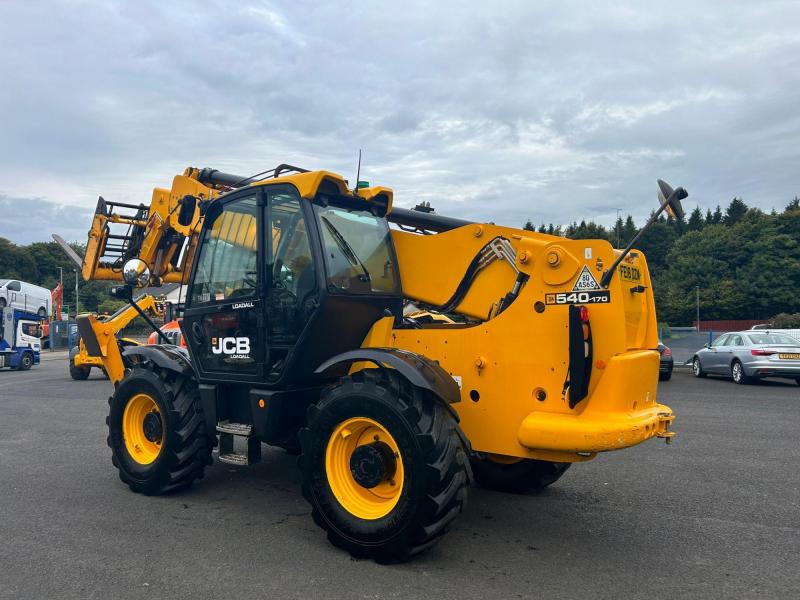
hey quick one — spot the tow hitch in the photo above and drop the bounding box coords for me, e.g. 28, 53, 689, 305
656, 412, 676, 444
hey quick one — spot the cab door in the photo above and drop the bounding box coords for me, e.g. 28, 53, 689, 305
182, 190, 266, 383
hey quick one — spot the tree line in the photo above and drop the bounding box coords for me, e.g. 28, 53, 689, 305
524, 197, 800, 324
0, 239, 120, 315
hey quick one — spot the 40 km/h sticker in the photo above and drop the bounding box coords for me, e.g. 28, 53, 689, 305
545, 290, 611, 305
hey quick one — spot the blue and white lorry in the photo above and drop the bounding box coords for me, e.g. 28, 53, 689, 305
0, 308, 43, 370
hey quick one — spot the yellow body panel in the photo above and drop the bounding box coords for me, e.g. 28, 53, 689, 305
363, 224, 668, 462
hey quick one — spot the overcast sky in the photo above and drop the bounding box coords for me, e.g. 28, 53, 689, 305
1, 0, 798, 244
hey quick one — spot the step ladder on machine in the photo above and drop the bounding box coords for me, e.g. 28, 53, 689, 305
216, 421, 261, 466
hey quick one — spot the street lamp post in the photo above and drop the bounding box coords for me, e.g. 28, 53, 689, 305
696, 286, 700, 331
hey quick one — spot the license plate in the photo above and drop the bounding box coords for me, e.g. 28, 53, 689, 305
619, 264, 641, 282
778, 353, 800, 359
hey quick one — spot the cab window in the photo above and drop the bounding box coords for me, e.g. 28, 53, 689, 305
190, 195, 258, 306
7, 281, 21, 291
267, 192, 316, 346
728, 334, 743, 346
22, 323, 40, 336
314, 203, 399, 295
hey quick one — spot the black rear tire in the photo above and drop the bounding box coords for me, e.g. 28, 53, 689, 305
69, 359, 91, 380
659, 370, 672, 382
299, 369, 471, 562
107, 362, 212, 495
471, 456, 571, 494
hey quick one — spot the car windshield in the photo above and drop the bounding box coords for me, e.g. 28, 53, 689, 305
0, 279, 7, 287
747, 333, 800, 346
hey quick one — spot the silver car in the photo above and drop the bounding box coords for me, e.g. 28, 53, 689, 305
692, 331, 800, 385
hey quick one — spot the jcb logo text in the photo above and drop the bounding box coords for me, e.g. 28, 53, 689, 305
211, 337, 251, 356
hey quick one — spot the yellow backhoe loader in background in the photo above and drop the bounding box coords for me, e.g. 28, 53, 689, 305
73, 163, 685, 561
68, 295, 158, 380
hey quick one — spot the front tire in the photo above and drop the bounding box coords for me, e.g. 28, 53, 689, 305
18, 352, 33, 371
692, 357, 706, 378
731, 360, 750, 385
107, 362, 212, 495
471, 455, 571, 494
69, 359, 91, 380
299, 370, 470, 562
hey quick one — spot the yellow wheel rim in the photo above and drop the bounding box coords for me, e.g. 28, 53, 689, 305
122, 393, 163, 465
325, 417, 405, 520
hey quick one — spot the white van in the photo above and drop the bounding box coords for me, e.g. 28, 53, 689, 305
0, 279, 52, 317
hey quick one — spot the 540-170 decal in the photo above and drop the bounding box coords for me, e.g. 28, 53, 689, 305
545, 290, 611, 305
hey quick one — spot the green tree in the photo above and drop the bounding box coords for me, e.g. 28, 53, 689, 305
687, 206, 704, 231
565, 220, 609, 241
622, 215, 637, 245
724, 197, 748, 225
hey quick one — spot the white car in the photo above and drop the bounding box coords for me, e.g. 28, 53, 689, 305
0, 279, 51, 317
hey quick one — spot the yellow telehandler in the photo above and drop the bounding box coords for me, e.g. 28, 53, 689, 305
68, 295, 159, 380
75, 164, 684, 561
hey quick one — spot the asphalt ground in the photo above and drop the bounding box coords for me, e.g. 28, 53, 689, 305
1, 359, 798, 600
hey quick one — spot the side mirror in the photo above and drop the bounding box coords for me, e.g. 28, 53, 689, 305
703, 343, 710, 349
122, 259, 151, 288
657, 179, 687, 220
177, 194, 198, 227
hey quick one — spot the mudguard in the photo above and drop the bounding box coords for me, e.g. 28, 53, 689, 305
315, 347, 461, 405
123, 344, 194, 377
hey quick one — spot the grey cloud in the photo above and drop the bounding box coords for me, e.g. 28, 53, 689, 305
0, 195, 92, 245
0, 0, 798, 241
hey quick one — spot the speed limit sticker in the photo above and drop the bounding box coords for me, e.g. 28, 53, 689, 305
545, 291, 611, 305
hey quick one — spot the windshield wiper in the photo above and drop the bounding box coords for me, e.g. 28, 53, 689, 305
320, 216, 371, 283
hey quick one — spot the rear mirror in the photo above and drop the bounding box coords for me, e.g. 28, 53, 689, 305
122, 259, 151, 288
657, 179, 687, 220
177, 195, 198, 227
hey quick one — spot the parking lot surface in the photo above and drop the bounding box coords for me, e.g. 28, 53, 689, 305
1, 360, 798, 599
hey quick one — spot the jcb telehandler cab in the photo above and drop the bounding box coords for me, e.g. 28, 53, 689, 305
76, 164, 684, 561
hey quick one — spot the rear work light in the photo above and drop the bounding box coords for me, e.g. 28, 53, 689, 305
579, 306, 589, 323
751, 349, 776, 356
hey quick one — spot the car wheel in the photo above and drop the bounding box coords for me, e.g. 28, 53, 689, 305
731, 360, 750, 384
659, 370, 672, 382
692, 357, 706, 378
0, 298, 6, 309
795, 377, 800, 387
